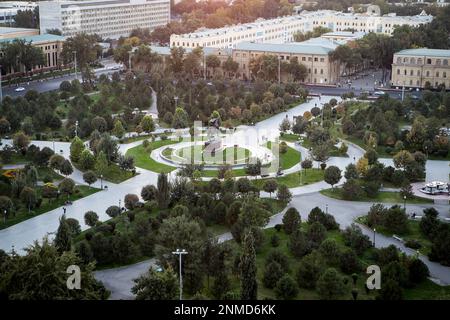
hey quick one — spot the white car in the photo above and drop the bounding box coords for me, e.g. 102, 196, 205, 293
15, 87, 26, 92
373, 91, 385, 96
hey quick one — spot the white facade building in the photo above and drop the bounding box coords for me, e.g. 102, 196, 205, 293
39, 0, 170, 40
170, 10, 433, 49
0, 1, 37, 26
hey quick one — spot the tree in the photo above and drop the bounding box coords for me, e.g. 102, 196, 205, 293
277, 184, 292, 203
59, 178, 75, 197
172, 107, 190, 129
83, 171, 97, 188
49, 154, 65, 171
235, 177, 251, 194
282, 207, 301, 234
376, 279, 403, 300
393, 150, 414, 170
70, 137, 85, 163
275, 274, 299, 300
13, 131, 30, 153
95, 151, 109, 177
344, 163, 359, 180
316, 268, 347, 300
60, 160, 73, 176
54, 214, 72, 254
20, 187, 37, 213
279, 117, 291, 132
132, 267, 179, 300
296, 252, 325, 289
289, 229, 311, 258
62, 33, 101, 83
0, 238, 106, 299
384, 205, 408, 234
419, 208, 439, 239
206, 54, 221, 76
84, 211, 99, 227
106, 205, 121, 218
262, 179, 278, 198
112, 120, 126, 139
141, 185, 157, 202
263, 261, 284, 289
118, 155, 135, 172
240, 231, 257, 300
157, 173, 170, 209
140, 115, 155, 133
79, 149, 96, 170
324, 165, 341, 189
211, 270, 231, 300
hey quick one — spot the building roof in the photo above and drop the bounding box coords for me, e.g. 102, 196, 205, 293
0, 27, 38, 35
0, 33, 65, 44
235, 38, 338, 55
395, 48, 450, 58
147, 46, 232, 56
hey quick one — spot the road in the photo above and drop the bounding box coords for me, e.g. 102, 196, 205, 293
2, 59, 122, 98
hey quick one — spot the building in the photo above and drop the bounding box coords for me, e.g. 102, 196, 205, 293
0, 26, 39, 39
0, 32, 65, 76
232, 38, 340, 83
319, 31, 366, 43
0, 1, 37, 26
170, 10, 433, 49
391, 48, 450, 89
39, 0, 171, 40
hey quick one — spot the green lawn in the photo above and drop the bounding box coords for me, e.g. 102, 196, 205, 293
175, 145, 251, 165
279, 133, 301, 142
266, 141, 301, 170
0, 185, 100, 230
356, 215, 433, 256
320, 188, 433, 204
252, 169, 324, 189
300, 138, 348, 157
126, 139, 178, 173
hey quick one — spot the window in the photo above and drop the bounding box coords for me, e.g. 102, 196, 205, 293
426, 71, 430, 77
410, 70, 413, 76
410, 58, 415, 64
397, 69, 400, 75
397, 57, 401, 64
417, 70, 420, 76
314, 57, 318, 62
404, 69, 407, 75
444, 59, 448, 66
444, 72, 447, 78
436, 59, 441, 66
436, 72, 440, 77
427, 58, 432, 64
417, 58, 422, 64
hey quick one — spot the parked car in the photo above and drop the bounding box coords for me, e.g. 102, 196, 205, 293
373, 91, 385, 96
15, 87, 26, 92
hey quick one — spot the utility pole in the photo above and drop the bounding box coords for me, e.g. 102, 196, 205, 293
172, 249, 188, 300
75, 120, 79, 137
73, 51, 78, 80
401, 84, 405, 101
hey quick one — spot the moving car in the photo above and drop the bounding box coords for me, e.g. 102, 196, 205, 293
15, 87, 26, 92
373, 91, 385, 96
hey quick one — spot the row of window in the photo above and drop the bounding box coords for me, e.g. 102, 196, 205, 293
396, 68, 448, 78
396, 56, 449, 65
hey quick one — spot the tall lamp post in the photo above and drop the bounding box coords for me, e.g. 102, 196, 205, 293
100, 174, 103, 190
403, 195, 407, 211
75, 120, 79, 137
3, 209, 6, 223
278, 56, 281, 84
172, 249, 188, 300
373, 228, 376, 247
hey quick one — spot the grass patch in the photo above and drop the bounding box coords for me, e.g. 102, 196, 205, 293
356, 215, 433, 256
252, 169, 324, 189
266, 141, 301, 170
125, 139, 178, 173
320, 188, 433, 204
0, 185, 100, 230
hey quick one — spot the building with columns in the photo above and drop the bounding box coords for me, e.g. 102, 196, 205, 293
391, 48, 450, 89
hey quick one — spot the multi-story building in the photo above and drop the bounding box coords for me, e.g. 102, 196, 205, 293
232, 38, 340, 84
170, 10, 433, 49
0, 31, 65, 75
391, 48, 450, 89
0, 1, 37, 26
39, 0, 171, 40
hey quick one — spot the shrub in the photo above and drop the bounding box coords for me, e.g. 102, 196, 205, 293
124, 194, 139, 210
275, 274, 299, 300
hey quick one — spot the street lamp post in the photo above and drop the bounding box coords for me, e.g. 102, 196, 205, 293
325, 204, 328, 214
100, 174, 103, 190
172, 249, 188, 300
278, 56, 281, 84
403, 195, 407, 211
119, 199, 122, 212
373, 228, 376, 247
174, 96, 179, 107
75, 121, 79, 137
3, 209, 6, 223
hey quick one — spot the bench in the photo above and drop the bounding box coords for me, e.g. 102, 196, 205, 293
393, 235, 404, 242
